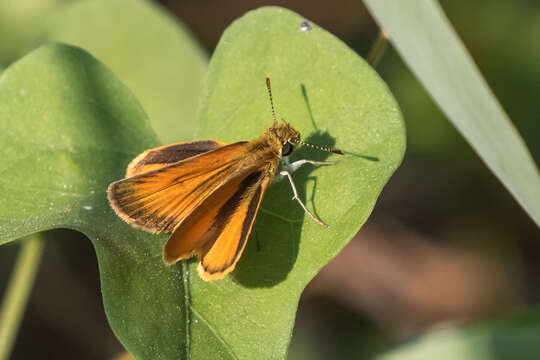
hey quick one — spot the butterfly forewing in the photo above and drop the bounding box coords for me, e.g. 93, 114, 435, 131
198, 173, 272, 280
126, 140, 228, 177
107, 142, 250, 234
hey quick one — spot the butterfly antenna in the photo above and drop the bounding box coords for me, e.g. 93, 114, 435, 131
293, 140, 344, 155
266, 77, 278, 124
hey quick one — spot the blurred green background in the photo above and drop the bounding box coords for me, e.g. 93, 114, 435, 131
0, 0, 538, 359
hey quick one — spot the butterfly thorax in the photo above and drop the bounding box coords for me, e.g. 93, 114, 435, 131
238, 122, 299, 177
253, 122, 300, 154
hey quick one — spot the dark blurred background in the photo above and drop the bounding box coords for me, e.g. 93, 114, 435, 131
0, 0, 538, 359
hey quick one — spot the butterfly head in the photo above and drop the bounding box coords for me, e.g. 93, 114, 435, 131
267, 122, 301, 156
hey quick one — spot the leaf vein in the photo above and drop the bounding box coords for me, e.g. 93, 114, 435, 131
189, 304, 239, 360
181, 261, 191, 359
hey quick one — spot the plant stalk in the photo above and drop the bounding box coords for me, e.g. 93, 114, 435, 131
366, 29, 390, 67
0, 235, 45, 360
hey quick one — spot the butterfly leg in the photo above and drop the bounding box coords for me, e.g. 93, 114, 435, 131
279, 170, 328, 227
286, 159, 337, 173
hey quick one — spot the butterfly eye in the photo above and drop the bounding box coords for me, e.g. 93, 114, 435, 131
281, 141, 294, 156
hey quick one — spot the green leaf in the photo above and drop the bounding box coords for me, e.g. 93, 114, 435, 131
0, 43, 183, 358
0, 6, 405, 360
363, 0, 540, 226
376, 310, 540, 360
45, 0, 208, 143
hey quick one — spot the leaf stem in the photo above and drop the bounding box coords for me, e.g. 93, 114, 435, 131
366, 29, 390, 67
0, 234, 45, 360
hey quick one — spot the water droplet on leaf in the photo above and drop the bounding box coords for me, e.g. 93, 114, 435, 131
300, 21, 311, 32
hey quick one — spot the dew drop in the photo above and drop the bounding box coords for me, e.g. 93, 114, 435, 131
300, 21, 311, 32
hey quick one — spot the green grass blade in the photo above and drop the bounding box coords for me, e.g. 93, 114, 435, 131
364, 0, 540, 226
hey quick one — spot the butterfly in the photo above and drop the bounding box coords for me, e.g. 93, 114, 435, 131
107, 78, 343, 281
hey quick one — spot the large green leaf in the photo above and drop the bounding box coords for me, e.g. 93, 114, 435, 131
363, 0, 540, 226
0, 7, 405, 360
45, 0, 208, 143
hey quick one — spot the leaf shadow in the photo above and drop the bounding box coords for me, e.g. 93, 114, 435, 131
233, 130, 337, 288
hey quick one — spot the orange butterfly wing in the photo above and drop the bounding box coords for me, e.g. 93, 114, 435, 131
163, 168, 273, 281
126, 140, 228, 177
107, 141, 248, 234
